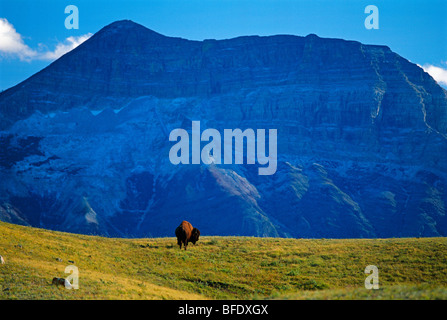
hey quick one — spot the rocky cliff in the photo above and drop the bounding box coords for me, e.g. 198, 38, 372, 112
1, 20, 446, 237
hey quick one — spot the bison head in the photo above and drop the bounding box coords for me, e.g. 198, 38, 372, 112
190, 228, 200, 244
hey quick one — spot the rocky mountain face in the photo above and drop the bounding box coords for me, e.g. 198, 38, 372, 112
1, 20, 446, 238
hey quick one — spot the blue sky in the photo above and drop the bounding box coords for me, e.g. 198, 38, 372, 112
1, 0, 446, 90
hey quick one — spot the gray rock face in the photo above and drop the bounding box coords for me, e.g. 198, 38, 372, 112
0, 20, 446, 237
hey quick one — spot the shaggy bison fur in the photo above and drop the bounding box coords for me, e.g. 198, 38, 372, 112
175, 221, 200, 250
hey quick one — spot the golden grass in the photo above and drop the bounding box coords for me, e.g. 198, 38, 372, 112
0, 221, 446, 300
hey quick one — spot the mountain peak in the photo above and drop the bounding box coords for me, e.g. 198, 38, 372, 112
96, 19, 166, 39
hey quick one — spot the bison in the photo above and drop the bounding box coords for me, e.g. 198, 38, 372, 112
175, 220, 200, 250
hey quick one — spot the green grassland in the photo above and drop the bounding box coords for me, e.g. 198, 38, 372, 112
0, 221, 446, 300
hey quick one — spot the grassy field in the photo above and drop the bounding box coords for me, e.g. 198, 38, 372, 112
0, 221, 446, 300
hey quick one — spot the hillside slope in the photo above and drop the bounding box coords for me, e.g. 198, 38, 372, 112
0, 221, 446, 300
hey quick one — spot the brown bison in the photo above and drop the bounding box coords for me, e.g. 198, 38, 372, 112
175, 220, 200, 250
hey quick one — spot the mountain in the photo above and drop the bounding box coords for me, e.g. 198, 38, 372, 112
1, 20, 446, 238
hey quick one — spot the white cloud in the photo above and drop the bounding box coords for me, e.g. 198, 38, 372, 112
421, 64, 447, 87
38, 33, 92, 60
0, 18, 37, 60
0, 18, 91, 61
